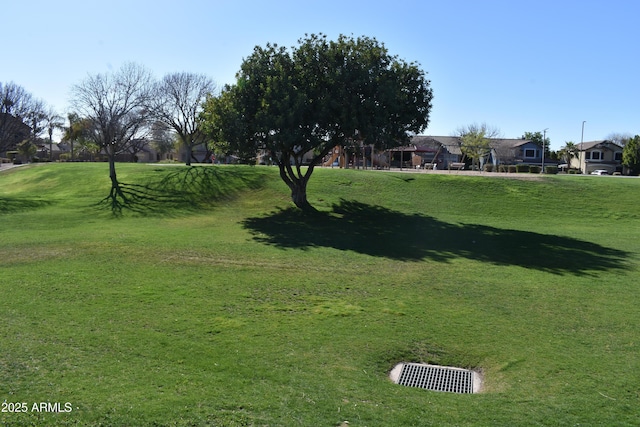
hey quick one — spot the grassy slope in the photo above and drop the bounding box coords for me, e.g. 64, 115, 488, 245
1, 163, 639, 426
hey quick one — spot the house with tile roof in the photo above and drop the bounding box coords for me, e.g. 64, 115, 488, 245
569, 140, 623, 174
405, 136, 546, 170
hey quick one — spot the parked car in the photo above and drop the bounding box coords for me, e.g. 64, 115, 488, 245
590, 169, 609, 175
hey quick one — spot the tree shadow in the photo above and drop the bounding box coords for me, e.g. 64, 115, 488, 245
97, 180, 183, 216
98, 166, 266, 216
0, 196, 51, 214
242, 199, 630, 276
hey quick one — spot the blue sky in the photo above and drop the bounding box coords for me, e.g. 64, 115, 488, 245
3, 0, 639, 150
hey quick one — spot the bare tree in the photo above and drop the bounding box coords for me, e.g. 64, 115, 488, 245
455, 123, 501, 170
70, 63, 154, 210
126, 138, 149, 162
150, 121, 176, 160
606, 132, 633, 147
152, 72, 216, 166
24, 99, 48, 142
0, 81, 46, 155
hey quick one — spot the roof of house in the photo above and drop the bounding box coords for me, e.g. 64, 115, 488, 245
577, 140, 623, 151
411, 136, 463, 155
409, 136, 534, 155
489, 138, 534, 149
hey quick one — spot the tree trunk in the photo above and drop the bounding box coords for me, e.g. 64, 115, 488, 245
278, 161, 315, 211
185, 144, 192, 166
108, 154, 126, 199
109, 154, 118, 188
290, 179, 313, 211
104, 152, 128, 213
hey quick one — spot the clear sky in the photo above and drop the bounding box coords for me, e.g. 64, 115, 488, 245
3, 0, 639, 150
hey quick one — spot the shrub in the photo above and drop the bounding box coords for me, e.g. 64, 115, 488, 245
544, 166, 558, 174
516, 164, 530, 173
529, 165, 541, 174
508, 165, 517, 173
484, 164, 494, 172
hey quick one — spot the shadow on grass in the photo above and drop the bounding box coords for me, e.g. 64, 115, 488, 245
0, 196, 51, 214
243, 199, 630, 275
98, 166, 266, 216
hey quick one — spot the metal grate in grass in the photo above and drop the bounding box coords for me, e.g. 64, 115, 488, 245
390, 363, 481, 394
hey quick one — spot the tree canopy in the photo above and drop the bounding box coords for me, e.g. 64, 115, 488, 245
456, 123, 500, 170
151, 72, 216, 166
622, 135, 640, 175
523, 131, 551, 153
558, 141, 578, 167
201, 33, 433, 210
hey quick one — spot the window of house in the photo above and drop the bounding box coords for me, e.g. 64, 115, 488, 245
591, 151, 602, 160
524, 148, 537, 158
615, 152, 623, 161
585, 152, 591, 160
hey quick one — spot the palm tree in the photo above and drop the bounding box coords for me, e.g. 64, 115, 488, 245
62, 113, 93, 161
45, 109, 64, 161
559, 141, 578, 170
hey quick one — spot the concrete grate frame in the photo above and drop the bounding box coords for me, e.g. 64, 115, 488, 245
389, 363, 482, 394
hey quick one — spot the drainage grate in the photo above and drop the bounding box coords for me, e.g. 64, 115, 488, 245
391, 363, 478, 394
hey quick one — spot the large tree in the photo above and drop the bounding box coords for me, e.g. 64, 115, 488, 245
0, 81, 46, 155
70, 63, 154, 206
152, 72, 216, 166
622, 135, 640, 175
201, 33, 433, 210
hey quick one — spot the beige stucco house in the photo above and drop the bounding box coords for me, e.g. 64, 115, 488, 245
570, 140, 623, 174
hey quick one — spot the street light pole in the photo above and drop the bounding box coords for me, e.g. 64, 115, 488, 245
581, 121, 586, 173
542, 128, 548, 173
48, 126, 53, 162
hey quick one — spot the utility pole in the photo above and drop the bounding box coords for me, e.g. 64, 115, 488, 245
580, 121, 586, 173
541, 128, 548, 173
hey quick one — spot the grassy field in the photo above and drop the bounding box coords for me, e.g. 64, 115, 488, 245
1, 163, 639, 426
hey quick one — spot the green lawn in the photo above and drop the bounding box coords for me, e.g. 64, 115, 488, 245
1, 163, 639, 426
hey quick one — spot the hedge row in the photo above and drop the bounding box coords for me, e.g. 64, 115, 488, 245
482, 164, 559, 174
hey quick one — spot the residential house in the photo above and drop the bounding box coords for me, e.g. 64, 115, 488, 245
405, 136, 461, 169
489, 138, 544, 167
405, 136, 545, 169
35, 140, 66, 161
570, 140, 623, 174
